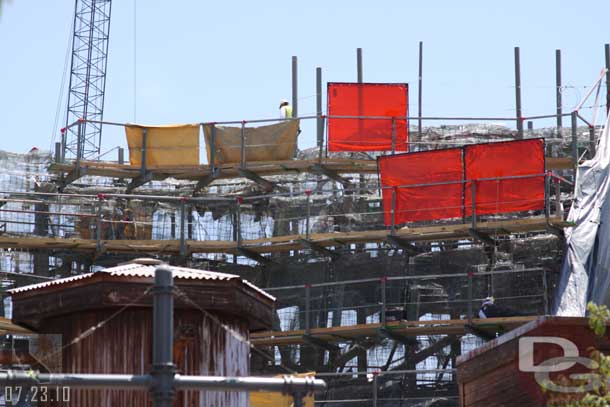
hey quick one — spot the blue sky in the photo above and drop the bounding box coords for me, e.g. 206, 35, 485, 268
0, 1, 608, 157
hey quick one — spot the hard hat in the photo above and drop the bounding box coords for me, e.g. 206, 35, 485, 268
279, 99, 289, 108
482, 296, 495, 305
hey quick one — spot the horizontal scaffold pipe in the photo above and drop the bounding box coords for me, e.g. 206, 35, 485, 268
0, 372, 326, 393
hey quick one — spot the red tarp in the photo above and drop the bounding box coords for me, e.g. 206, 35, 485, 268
379, 148, 464, 224
464, 139, 545, 216
378, 139, 545, 226
327, 83, 408, 152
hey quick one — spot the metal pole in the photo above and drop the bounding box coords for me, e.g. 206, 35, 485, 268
305, 284, 311, 334
605, 44, 610, 114
418, 41, 423, 142
372, 373, 378, 407
318, 116, 325, 164
391, 187, 397, 235
240, 121, 246, 169
305, 190, 311, 240
118, 147, 124, 165
141, 128, 148, 176
544, 174, 550, 220
179, 199, 186, 257
555, 178, 563, 218
55, 142, 62, 164
61, 129, 67, 162
152, 265, 176, 407
292, 56, 298, 118
210, 123, 217, 174
357, 48, 363, 83
380, 277, 387, 326
556, 49, 563, 129
514, 47, 523, 138
543, 270, 549, 315
590, 126, 596, 158
391, 117, 396, 154
236, 197, 242, 247
467, 272, 473, 323
96, 197, 103, 251
316, 67, 323, 149
471, 181, 477, 230
571, 111, 578, 172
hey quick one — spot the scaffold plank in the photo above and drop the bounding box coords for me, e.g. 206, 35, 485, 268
48, 156, 570, 185
250, 316, 537, 346
0, 217, 568, 255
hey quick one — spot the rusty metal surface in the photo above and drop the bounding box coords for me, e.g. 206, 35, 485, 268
9, 260, 275, 302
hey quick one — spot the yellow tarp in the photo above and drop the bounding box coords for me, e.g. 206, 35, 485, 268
125, 124, 200, 167
203, 120, 299, 166
250, 372, 315, 407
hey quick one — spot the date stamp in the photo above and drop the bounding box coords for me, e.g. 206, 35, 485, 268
3, 386, 70, 405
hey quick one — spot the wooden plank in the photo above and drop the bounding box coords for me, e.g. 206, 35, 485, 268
546, 156, 573, 170
250, 316, 536, 346
0, 217, 568, 256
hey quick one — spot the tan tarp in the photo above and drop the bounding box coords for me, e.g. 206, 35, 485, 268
125, 124, 200, 167
203, 120, 299, 166
250, 372, 315, 407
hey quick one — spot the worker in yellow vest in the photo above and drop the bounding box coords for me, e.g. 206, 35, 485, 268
279, 99, 293, 119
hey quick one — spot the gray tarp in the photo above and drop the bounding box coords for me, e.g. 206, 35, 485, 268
554, 113, 610, 315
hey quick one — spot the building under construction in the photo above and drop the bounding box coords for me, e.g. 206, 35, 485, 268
2, 3, 610, 406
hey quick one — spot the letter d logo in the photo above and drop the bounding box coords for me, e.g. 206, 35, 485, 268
519, 336, 579, 373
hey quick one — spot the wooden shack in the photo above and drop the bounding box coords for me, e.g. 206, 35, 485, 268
10, 258, 275, 406
456, 316, 610, 407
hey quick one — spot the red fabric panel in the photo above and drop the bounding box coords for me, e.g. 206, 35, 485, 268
379, 149, 464, 225
464, 139, 545, 216
328, 83, 408, 152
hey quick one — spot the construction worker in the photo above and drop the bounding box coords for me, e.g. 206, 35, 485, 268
279, 99, 292, 120
478, 297, 524, 318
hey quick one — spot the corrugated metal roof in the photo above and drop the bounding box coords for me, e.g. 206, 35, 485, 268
9, 260, 275, 301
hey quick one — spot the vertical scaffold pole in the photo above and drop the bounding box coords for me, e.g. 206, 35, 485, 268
571, 111, 578, 176
471, 181, 477, 230
304, 284, 311, 334
391, 187, 397, 235
179, 198, 186, 257
305, 190, 312, 240
418, 41, 423, 143
118, 147, 124, 165
380, 277, 387, 326
209, 123, 217, 174
544, 173, 550, 220
555, 178, 563, 218
514, 47, 523, 138
55, 142, 62, 164
391, 117, 396, 155
240, 121, 246, 169
556, 49, 563, 129
141, 128, 148, 177
292, 56, 298, 118
316, 67, 323, 151
96, 195, 103, 252
236, 197, 243, 247
467, 272, 474, 324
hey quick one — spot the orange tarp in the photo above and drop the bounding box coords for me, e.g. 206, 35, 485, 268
378, 139, 546, 225
464, 139, 545, 215
379, 148, 464, 224
125, 124, 200, 167
328, 82, 408, 152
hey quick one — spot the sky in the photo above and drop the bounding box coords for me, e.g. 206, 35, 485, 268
0, 0, 608, 158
